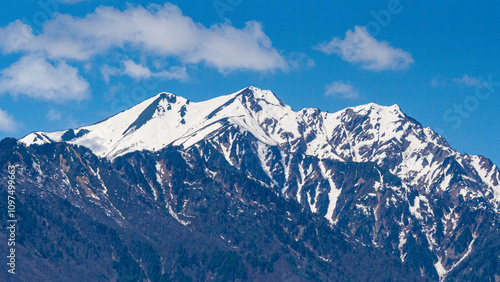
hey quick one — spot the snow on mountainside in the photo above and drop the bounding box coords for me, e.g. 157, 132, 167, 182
17, 86, 500, 280
20, 86, 500, 209
22, 87, 287, 158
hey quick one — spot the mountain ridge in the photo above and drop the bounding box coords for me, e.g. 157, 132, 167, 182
12, 86, 500, 280
19, 86, 440, 159
20, 86, 499, 210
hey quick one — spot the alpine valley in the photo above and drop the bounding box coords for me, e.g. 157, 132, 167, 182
1, 86, 499, 281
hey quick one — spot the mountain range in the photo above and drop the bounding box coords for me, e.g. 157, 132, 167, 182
1, 86, 499, 281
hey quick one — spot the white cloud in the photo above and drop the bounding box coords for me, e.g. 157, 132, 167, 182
0, 54, 89, 101
286, 53, 316, 69
325, 81, 359, 99
0, 108, 19, 132
100, 65, 120, 84
431, 75, 488, 88
123, 60, 152, 80
46, 109, 62, 121
315, 26, 413, 70
153, 66, 189, 80
0, 3, 286, 72
101, 60, 189, 82
453, 75, 487, 87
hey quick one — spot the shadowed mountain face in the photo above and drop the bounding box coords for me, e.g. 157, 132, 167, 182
2, 87, 499, 281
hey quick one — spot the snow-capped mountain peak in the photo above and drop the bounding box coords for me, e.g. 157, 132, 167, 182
15, 86, 461, 166
19, 87, 499, 209
20, 87, 284, 158
15, 86, 500, 280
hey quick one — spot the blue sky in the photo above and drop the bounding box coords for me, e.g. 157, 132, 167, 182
0, 0, 498, 164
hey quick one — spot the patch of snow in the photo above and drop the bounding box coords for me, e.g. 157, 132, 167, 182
355, 204, 371, 216
409, 195, 423, 220
96, 168, 108, 195
320, 161, 342, 224
167, 204, 191, 226
319, 256, 331, 262
434, 259, 447, 281
398, 226, 408, 262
